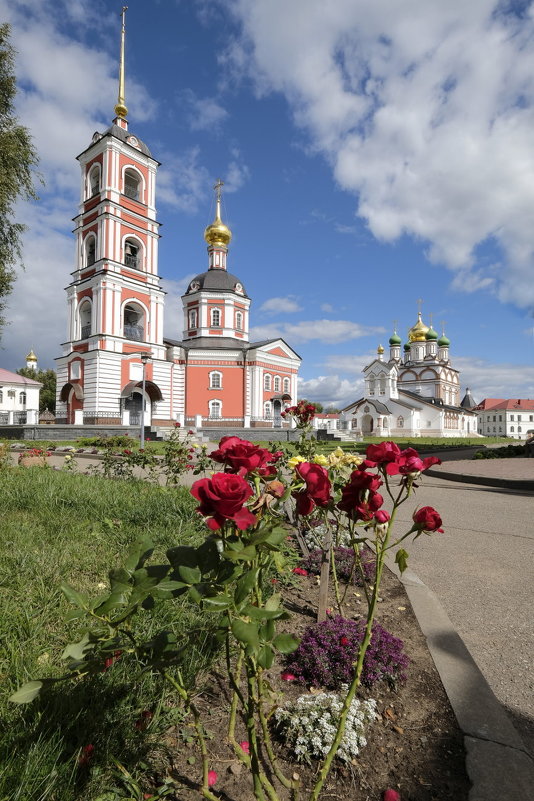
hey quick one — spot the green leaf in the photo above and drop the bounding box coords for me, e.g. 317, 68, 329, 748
395, 548, 409, 574
260, 618, 275, 642
62, 633, 92, 662
196, 539, 220, 573
188, 585, 203, 603
272, 633, 299, 654
166, 546, 198, 570
231, 619, 259, 649
265, 592, 281, 612
178, 565, 202, 584
125, 536, 154, 571
60, 583, 88, 610
257, 644, 274, 669
242, 604, 287, 621
9, 680, 43, 704
234, 568, 259, 605
223, 544, 257, 562
203, 594, 232, 611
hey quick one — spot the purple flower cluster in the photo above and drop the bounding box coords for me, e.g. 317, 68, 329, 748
300, 546, 375, 585
285, 615, 409, 690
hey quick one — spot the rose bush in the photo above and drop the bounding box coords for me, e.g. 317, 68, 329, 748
191, 472, 256, 530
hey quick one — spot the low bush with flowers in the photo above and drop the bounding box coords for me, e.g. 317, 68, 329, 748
11, 428, 444, 801
284, 615, 409, 690
300, 545, 375, 585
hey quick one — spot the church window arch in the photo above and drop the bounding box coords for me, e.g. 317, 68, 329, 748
208, 399, 222, 419
210, 307, 222, 327
379, 374, 386, 395
0, 390, 3, 402
510, 426, 514, 432
122, 301, 146, 342
188, 308, 198, 329
273, 376, 281, 392
209, 371, 222, 389
123, 167, 143, 201
397, 416, 404, 428
19, 391, 26, 405
87, 164, 101, 197
235, 311, 243, 331
264, 374, 272, 391
283, 377, 290, 394
79, 299, 92, 339
368, 375, 376, 395
264, 401, 272, 419
123, 236, 143, 270
84, 233, 96, 267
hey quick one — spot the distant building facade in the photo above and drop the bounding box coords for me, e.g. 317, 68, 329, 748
340, 314, 477, 438
0, 367, 42, 425
472, 399, 534, 439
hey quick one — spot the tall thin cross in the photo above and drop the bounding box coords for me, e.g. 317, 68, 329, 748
214, 178, 224, 220
393, 318, 398, 334
416, 298, 423, 315
441, 319, 446, 334
114, 6, 128, 118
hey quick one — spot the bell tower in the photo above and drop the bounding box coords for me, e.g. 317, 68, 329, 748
55, 7, 169, 425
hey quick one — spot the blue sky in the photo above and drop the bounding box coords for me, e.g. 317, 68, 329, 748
2, 0, 534, 407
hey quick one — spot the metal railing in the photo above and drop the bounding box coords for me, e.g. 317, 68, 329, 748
124, 254, 139, 269
129, 411, 141, 425
81, 324, 91, 339
83, 411, 121, 424
55, 416, 68, 424
0, 412, 9, 424
13, 411, 27, 424
124, 324, 143, 341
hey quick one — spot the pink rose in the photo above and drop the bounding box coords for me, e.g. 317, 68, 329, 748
207, 770, 218, 787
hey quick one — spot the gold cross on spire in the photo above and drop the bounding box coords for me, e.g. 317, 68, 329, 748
114, 6, 128, 119
213, 178, 224, 220
416, 298, 423, 315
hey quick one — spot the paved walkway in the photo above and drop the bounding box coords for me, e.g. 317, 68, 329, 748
392, 459, 533, 759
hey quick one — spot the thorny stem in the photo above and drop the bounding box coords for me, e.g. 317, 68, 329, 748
244, 657, 268, 801
256, 670, 296, 792
227, 640, 245, 744
162, 670, 218, 801
330, 543, 342, 616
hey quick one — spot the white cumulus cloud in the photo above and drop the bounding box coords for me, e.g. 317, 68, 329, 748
225, 0, 534, 310
258, 296, 302, 315
250, 319, 384, 344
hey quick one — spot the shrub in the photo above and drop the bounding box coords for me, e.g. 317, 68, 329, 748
285, 615, 408, 690
78, 435, 137, 449
274, 688, 377, 763
473, 444, 526, 459
300, 545, 375, 585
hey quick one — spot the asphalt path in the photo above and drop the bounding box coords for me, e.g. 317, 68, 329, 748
390, 473, 534, 756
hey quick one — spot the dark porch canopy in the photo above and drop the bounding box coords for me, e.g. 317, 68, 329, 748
120, 380, 164, 403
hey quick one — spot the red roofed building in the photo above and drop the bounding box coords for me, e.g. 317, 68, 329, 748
472, 399, 534, 438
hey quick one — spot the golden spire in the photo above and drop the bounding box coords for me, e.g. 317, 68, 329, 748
114, 6, 128, 119
408, 300, 430, 342
204, 179, 232, 247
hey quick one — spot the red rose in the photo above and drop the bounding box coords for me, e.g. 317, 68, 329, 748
338, 470, 384, 520
339, 636, 349, 646
293, 462, 331, 516
191, 473, 256, 530
412, 506, 443, 533
386, 448, 442, 476
211, 436, 277, 476
375, 509, 391, 524
366, 441, 401, 465
292, 567, 308, 576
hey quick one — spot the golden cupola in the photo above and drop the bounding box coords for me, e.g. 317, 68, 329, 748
408, 312, 429, 342
204, 179, 232, 249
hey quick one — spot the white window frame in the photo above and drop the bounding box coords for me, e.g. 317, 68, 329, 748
264, 374, 272, 391
87, 163, 101, 198
273, 376, 281, 392
209, 371, 222, 390
397, 416, 404, 428
211, 307, 222, 327
283, 377, 290, 394
235, 311, 243, 331
123, 166, 144, 202
84, 233, 97, 267
264, 401, 273, 419
188, 309, 198, 329
208, 399, 222, 419
19, 392, 27, 406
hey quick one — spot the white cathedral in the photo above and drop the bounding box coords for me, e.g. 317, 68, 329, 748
339, 313, 478, 438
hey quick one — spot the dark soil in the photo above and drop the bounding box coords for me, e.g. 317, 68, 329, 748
165, 566, 471, 801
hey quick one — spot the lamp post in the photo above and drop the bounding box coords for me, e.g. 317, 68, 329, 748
140, 351, 150, 449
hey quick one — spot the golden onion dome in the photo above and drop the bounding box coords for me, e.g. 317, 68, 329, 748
26, 348, 37, 362
408, 312, 429, 342
377, 344, 385, 354
204, 179, 232, 248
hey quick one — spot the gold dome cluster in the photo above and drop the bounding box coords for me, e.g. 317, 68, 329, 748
408, 312, 429, 342
204, 179, 232, 248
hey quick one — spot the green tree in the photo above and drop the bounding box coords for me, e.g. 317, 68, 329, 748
0, 24, 40, 337
17, 367, 56, 412
299, 399, 324, 413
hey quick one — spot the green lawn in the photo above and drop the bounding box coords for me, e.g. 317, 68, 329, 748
0, 467, 214, 801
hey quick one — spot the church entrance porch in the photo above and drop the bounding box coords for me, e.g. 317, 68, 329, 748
361, 413, 374, 435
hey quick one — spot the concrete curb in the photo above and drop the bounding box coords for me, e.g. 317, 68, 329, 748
386, 558, 534, 799
426, 466, 534, 492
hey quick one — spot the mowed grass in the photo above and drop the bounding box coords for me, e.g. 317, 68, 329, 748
0, 467, 215, 801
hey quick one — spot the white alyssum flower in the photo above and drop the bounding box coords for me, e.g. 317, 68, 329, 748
274, 687, 377, 763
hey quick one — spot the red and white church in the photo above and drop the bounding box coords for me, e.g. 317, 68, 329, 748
55, 15, 301, 431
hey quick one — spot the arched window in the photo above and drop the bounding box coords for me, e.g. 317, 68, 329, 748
85, 234, 96, 267
124, 238, 141, 270
209, 399, 222, 419
0, 390, 3, 403
88, 164, 100, 196
273, 376, 281, 392
235, 311, 243, 331
369, 377, 376, 395
264, 401, 272, 419
379, 375, 386, 395
283, 377, 290, 394
264, 374, 271, 391
510, 426, 514, 432
209, 371, 222, 389
123, 303, 145, 341
19, 392, 27, 406
397, 416, 404, 428
211, 308, 222, 327
124, 169, 141, 201
79, 300, 92, 339
188, 309, 198, 329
